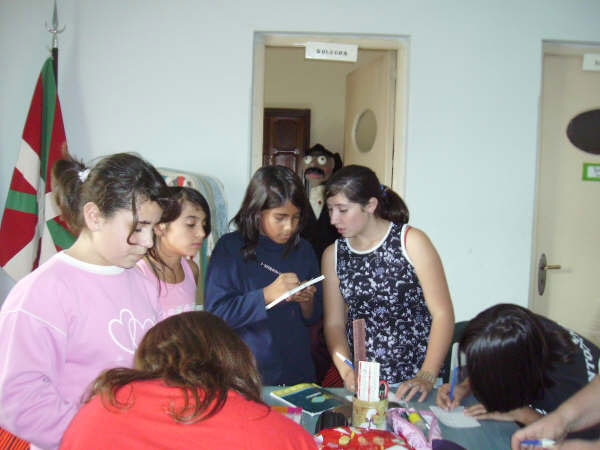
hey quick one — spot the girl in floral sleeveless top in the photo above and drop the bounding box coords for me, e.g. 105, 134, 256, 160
322, 165, 454, 402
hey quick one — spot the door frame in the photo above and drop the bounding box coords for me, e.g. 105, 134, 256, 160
251, 32, 409, 197
529, 40, 600, 310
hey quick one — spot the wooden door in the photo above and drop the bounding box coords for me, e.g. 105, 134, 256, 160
263, 108, 310, 174
344, 53, 396, 185
530, 48, 600, 345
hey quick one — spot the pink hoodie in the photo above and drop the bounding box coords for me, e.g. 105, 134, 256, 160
0, 252, 159, 449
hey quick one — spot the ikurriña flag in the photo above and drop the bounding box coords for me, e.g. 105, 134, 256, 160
0, 57, 76, 281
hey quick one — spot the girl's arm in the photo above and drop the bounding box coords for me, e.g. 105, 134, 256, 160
322, 244, 356, 392
204, 239, 268, 330
396, 227, 455, 402
511, 376, 600, 450
0, 304, 77, 449
289, 243, 323, 323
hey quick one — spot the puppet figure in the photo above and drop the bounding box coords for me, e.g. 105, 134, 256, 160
300, 144, 343, 386
299, 144, 343, 261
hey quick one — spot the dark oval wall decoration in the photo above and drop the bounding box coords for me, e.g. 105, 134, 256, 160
566, 109, 600, 155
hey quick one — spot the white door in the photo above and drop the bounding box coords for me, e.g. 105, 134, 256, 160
530, 47, 600, 346
344, 52, 396, 186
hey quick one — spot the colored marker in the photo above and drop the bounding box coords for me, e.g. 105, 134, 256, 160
335, 351, 355, 370
520, 439, 556, 448
449, 366, 458, 402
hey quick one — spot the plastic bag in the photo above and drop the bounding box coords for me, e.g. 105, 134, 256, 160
387, 408, 442, 450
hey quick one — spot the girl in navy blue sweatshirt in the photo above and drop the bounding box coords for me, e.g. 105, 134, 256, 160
205, 166, 322, 386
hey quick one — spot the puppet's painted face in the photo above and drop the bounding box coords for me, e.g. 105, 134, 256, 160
300, 151, 336, 188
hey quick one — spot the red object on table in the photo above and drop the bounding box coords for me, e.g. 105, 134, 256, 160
0, 427, 29, 450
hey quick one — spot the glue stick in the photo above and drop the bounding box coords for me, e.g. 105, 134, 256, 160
407, 410, 428, 434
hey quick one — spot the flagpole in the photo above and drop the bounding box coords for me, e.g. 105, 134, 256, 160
45, 0, 64, 85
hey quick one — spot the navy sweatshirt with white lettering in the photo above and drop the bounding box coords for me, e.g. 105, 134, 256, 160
205, 231, 321, 385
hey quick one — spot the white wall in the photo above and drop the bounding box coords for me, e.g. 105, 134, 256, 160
1, 0, 600, 320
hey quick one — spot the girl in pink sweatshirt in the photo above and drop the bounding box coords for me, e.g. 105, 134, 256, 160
0, 153, 171, 450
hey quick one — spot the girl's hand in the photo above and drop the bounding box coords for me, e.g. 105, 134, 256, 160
263, 273, 300, 305
340, 367, 356, 392
435, 382, 469, 410
395, 377, 433, 403
289, 284, 315, 304
467, 405, 541, 425
511, 411, 569, 450
464, 404, 525, 422
558, 440, 600, 450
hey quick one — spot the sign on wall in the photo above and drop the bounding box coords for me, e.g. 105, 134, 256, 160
305, 42, 358, 62
582, 163, 600, 181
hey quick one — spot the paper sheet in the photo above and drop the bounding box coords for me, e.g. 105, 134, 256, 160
265, 274, 325, 310
429, 406, 481, 428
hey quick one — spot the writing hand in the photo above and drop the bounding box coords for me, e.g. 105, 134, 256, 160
289, 284, 316, 304
435, 382, 467, 410
263, 273, 300, 305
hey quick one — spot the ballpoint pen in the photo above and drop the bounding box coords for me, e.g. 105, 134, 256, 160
335, 351, 355, 370
450, 366, 458, 402
520, 439, 556, 448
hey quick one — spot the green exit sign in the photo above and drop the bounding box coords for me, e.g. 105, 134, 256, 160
582, 163, 600, 181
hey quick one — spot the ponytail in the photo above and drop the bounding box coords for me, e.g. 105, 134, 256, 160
378, 186, 409, 225
52, 155, 88, 235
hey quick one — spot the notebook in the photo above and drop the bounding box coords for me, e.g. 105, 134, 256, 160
270, 383, 347, 416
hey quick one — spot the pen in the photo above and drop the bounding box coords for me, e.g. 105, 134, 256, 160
259, 261, 281, 275
335, 351, 355, 370
520, 439, 556, 448
449, 366, 458, 402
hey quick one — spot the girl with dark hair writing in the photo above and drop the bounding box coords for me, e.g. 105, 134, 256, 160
205, 165, 322, 386
436, 303, 600, 440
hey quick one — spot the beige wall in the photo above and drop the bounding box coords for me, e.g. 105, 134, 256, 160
264, 47, 386, 157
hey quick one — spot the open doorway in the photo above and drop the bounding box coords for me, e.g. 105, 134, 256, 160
251, 33, 409, 196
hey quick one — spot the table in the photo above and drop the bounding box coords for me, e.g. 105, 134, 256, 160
264, 386, 519, 449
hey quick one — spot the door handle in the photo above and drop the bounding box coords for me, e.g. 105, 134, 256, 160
538, 254, 561, 295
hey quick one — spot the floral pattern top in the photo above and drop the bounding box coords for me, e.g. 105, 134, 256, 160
336, 222, 432, 384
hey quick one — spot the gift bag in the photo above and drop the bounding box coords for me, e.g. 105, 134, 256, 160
314, 426, 414, 449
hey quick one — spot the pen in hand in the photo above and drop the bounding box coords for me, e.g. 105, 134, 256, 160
520, 439, 556, 448
449, 366, 458, 404
335, 351, 355, 370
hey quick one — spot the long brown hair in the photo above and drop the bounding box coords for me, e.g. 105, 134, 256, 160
232, 165, 307, 260
87, 311, 265, 423
52, 152, 172, 237
145, 186, 212, 291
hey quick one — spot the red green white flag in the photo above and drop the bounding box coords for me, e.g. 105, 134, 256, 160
0, 58, 76, 281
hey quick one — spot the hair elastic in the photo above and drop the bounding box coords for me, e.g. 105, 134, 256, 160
78, 168, 90, 183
